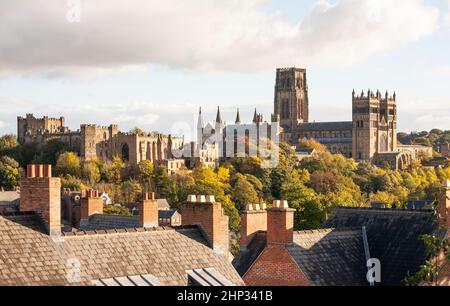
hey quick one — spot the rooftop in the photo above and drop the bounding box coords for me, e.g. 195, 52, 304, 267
0, 212, 243, 286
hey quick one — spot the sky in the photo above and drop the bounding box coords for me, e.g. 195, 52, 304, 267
0, 0, 449, 137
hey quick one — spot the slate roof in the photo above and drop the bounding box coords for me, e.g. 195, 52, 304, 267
80, 214, 140, 231
232, 231, 267, 276
233, 229, 367, 286
159, 210, 179, 219
297, 121, 352, 132
0, 212, 244, 286
324, 207, 436, 286
287, 228, 367, 286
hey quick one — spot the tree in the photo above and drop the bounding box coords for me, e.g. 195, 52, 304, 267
138, 160, 154, 183
280, 170, 324, 230
105, 155, 125, 184
0, 156, 22, 190
55, 152, 81, 177
81, 161, 101, 185
103, 205, 132, 216
0, 135, 18, 152
33, 138, 68, 165
297, 137, 327, 152
232, 174, 259, 211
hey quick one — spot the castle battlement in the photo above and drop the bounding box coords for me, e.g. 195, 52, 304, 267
352, 89, 396, 101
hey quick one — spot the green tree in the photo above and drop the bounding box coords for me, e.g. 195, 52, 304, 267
81, 161, 101, 185
0, 135, 18, 152
138, 160, 154, 183
33, 138, 68, 165
55, 152, 81, 177
232, 174, 259, 211
105, 155, 125, 184
0, 156, 22, 190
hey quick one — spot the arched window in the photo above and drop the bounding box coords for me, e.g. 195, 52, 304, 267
121, 143, 130, 162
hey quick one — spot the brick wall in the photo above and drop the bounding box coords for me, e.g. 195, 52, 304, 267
139, 192, 158, 227
181, 195, 229, 258
240, 204, 267, 248
243, 245, 310, 286
20, 165, 61, 236
267, 201, 295, 245
81, 190, 103, 221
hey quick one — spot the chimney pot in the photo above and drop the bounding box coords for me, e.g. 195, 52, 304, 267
273, 200, 281, 208
282, 200, 289, 209
197, 195, 206, 203
261, 203, 267, 210
43, 164, 52, 178
187, 195, 197, 203
246, 204, 254, 211
27, 164, 36, 178
206, 195, 215, 203
254, 204, 261, 211
36, 165, 44, 178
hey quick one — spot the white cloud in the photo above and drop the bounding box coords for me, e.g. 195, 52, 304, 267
446, 0, 450, 26
0, 0, 440, 76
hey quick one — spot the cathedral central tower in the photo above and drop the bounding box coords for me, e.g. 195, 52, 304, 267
274, 68, 309, 130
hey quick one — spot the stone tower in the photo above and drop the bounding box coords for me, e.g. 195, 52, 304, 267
274, 68, 309, 130
352, 89, 397, 161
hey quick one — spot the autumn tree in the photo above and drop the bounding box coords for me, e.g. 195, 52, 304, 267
55, 152, 81, 177
0, 156, 22, 190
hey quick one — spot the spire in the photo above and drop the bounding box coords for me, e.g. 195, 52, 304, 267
253, 108, 258, 123
215, 106, 222, 123
235, 108, 241, 124
197, 107, 204, 129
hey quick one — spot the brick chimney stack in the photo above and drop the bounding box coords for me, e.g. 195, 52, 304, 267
80, 190, 103, 226
438, 180, 450, 229
267, 200, 296, 245
139, 192, 158, 228
181, 195, 229, 258
240, 203, 267, 250
20, 164, 61, 236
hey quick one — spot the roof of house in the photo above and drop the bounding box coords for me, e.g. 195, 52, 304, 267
287, 228, 367, 286
234, 207, 437, 286
324, 207, 436, 286
0, 191, 20, 207
159, 210, 180, 219
80, 214, 140, 231
233, 228, 367, 286
0, 212, 244, 286
298, 121, 353, 132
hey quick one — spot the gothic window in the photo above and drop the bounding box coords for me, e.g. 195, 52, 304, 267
121, 143, 130, 162
281, 99, 290, 119
286, 78, 291, 89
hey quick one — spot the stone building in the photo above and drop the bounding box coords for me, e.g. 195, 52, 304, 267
273, 67, 431, 169
17, 114, 81, 148
195, 107, 278, 164
17, 115, 183, 166
440, 143, 450, 157
80, 124, 184, 165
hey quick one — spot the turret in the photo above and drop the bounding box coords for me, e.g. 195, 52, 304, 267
235, 108, 241, 124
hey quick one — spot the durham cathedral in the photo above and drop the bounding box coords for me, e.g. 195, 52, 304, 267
197, 68, 431, 170
273, 67, 431, 169
17, 68, 432, 170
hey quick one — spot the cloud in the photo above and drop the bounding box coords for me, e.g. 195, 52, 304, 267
0, 0, 440, 76
446, 0, 450, 26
